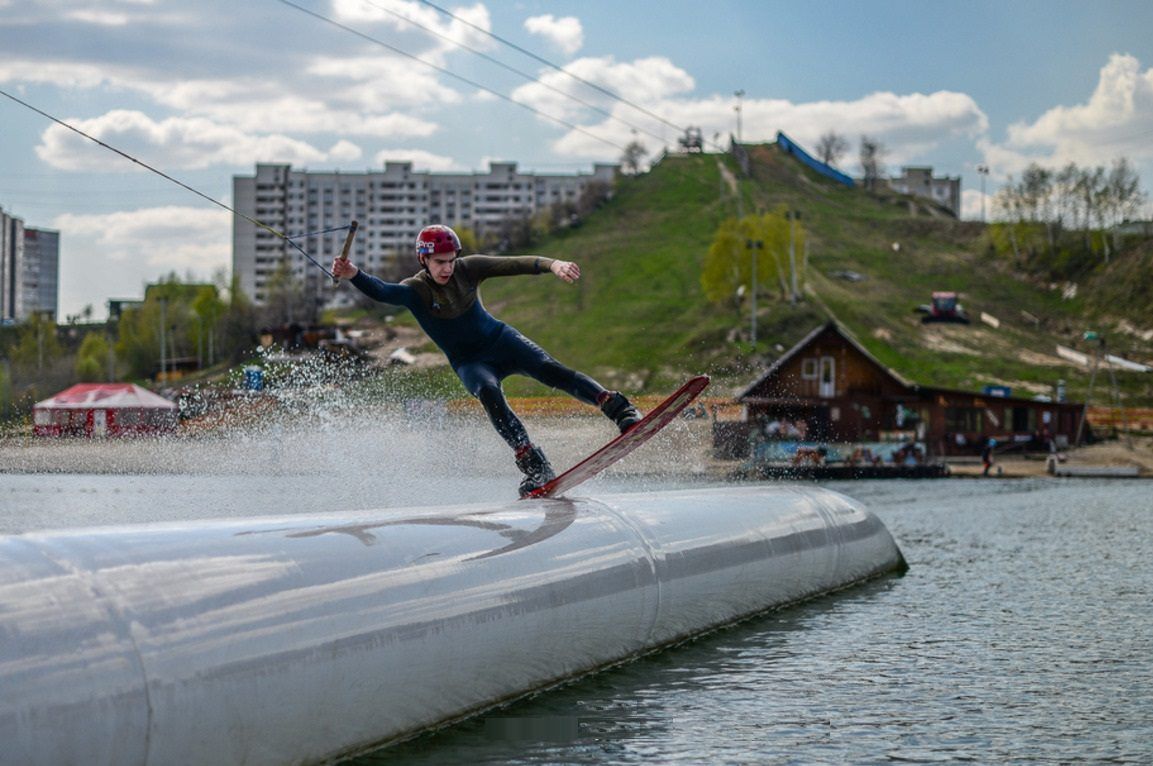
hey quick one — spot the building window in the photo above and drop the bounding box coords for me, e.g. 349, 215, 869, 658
801, 358, 818, 379
945, 407, 983, 433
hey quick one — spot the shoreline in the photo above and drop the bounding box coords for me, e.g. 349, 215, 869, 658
2, 427, 1150, 479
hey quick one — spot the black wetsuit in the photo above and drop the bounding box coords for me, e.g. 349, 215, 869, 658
350, 255, 605, 449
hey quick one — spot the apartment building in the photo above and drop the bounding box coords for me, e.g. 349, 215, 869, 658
888, 166, 962, 217
232, 161, 618, 306
1, 205, 59, 322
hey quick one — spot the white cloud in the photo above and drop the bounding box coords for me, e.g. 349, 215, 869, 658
370, 147, 459, 171
53, 206, 230, 268
328, 139, 362, 162
330, 0, 496, 58
549, 87, 988, 166
511, 55, 694, 125
524, 14, 583, 57
52, 205, 230, 317
991, 53, 1153, 175
34, 110, 348, 170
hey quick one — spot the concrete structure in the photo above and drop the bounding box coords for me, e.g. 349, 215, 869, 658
0, 485, 905, 765
888, 166, 961, 217
1, 206, 58, 322
232, 161, 618, 307
22, 227, 59, 320
0, 205, 58, 320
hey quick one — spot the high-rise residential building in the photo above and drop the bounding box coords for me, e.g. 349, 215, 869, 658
23, 228, 60, 320
0, 206, 21, 322
2, 206, 61, 323
232, 161, 618, 306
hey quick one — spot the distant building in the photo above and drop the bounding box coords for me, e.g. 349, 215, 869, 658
232, 161, 619, 307
1, 205, 59, 322
727, 321, 1084, 458
23, 227, 60, 320
887, 166, 961, 217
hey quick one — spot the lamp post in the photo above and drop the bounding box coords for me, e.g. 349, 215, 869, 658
787, 210, 802, 304
747, 238, 763, 344
733, 89, 744, 145
977, 164, 989, 222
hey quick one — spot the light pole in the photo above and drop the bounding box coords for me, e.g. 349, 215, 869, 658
733, 89, 744, 145
787, 210, 802, 303
977, 164, 989, 222
748, 238, 763, 344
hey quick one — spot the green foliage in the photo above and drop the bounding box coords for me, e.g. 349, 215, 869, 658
9, 313, 63, 371
74, 332, 112, 381
701, 209, 806, 306
115, 273, 258, 380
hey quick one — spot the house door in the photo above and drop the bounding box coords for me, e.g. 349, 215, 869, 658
91, 409, 107, 437
818, 356, 836, 398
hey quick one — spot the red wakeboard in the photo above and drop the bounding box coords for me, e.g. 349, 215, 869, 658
523, 375, 710, 499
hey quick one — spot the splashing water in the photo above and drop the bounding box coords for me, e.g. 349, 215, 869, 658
1, 356, 718, 534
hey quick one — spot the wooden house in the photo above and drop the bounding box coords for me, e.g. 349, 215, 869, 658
734, 321, 1084, 457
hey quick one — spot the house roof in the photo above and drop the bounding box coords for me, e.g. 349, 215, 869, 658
34, 383, 177, 411
738, 320, 1083, 409
738, 320, 913, 401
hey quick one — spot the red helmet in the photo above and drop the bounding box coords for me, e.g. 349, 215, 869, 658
415, 225, 461, 260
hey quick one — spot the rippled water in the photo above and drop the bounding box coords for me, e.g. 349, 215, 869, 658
3, 425, 1151, 764
358, 478, 1153, 765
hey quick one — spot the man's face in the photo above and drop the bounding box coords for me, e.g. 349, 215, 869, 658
425, 253, 457, 284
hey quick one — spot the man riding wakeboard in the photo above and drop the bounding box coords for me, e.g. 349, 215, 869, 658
332, 224, 641, 496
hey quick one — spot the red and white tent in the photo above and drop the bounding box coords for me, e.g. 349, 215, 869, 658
33, 383, 178, 437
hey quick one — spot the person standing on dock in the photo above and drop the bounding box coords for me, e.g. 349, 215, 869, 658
981, 438, 996, 476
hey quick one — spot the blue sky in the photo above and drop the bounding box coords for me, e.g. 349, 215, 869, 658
2, 0, 1152, 320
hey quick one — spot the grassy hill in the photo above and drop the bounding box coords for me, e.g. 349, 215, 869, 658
391, 144, 1153, 407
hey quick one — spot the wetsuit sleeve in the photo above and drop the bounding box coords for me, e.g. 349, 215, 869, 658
462, 255, 556, 279
349, 271, 417, 308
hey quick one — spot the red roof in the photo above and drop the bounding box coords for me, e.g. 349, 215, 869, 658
34, 383, 177, 411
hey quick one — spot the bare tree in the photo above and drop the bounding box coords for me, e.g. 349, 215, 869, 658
859, 135, 886, 191
816, 131, 849, 167
621, 140, 648, 175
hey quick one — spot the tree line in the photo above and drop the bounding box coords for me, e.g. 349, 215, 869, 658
989, 159, 1147, 278
1, 272, 264, 425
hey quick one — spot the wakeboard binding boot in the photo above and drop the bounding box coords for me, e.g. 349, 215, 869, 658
599, 391, 643, 434
516, 444, 556, 498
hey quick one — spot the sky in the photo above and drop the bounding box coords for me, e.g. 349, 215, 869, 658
2, 0, 1153, 321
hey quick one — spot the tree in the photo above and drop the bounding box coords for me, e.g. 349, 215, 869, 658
10, 313, 63, 374
621, 140, 648, 175
75, 331, 112, 381
859, 135, 886, 191
700, 209, 806, 309
816, 131, 849, 167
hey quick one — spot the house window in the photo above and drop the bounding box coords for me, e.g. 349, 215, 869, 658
801, 358, 818, 379
945, 407, 983, 433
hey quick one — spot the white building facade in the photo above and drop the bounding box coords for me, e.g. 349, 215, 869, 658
1, 205, 59, 322
888, 166, 962, 217
232, 161, 618, 307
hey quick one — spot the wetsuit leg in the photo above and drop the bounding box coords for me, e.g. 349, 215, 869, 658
500, 329, 605, 405
455, 361, 530, 449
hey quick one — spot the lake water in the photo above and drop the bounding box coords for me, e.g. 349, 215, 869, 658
2, 419, 1151, 764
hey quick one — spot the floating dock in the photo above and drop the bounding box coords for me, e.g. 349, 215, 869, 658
0, 485, 906, 765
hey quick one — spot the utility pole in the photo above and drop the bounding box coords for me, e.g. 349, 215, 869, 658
733, 90, 744, 145
787, 210, 802, 304
748, 238, 763, 344
977, 164, 989, 222
159, 297, 167, 382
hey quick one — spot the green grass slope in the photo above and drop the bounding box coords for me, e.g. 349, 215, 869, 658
467, 145, 1153, 406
